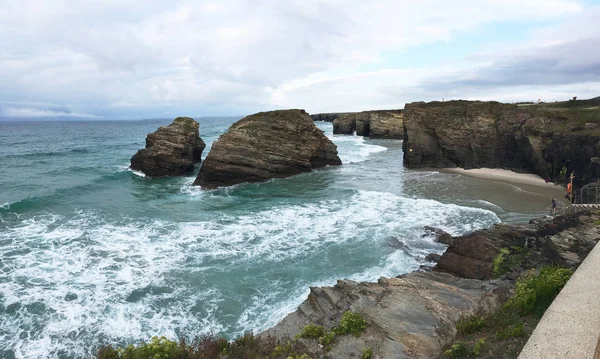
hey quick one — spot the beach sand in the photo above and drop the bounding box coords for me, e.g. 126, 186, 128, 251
441, 167, 560, 188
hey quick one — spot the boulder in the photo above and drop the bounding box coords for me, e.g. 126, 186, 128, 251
193, 109, 341, 189
423, 226, 455, 246
402, 100, 600, 187
130, 117, 205, 177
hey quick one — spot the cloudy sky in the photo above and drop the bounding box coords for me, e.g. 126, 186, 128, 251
1, 0, 599, 119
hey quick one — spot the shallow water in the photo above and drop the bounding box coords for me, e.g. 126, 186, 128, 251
0, 118, 559, 358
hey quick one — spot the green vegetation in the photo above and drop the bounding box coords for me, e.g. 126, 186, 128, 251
559, 166, 568, 181
441, 266, 573, 358
333, 311, 367, 336
493, 247, 530, 277
295, 324, 324, 340
504, 266, 572, 317
360, 347, 373, 359
97, 311, 368, 359
456, 315, 484, 335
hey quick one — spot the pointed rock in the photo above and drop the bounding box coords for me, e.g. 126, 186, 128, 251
130, 117, 205, 177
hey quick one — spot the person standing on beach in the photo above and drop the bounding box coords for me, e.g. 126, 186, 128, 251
551, 197, 557, 215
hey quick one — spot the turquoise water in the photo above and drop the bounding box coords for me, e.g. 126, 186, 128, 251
0, 118, 547, 358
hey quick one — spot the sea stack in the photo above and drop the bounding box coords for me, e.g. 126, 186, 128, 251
193, 109, 342, 189
130, 117, 206, 177
331, 110, 403, 138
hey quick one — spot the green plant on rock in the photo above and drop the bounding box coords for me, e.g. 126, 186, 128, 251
318, 331, 336, 347
456, 315, 485, 335
504, 266, 572, 316
443, 342, 471, 358
296, 324, 325, 340
101, 336, 183, 359
333, 311, 367, 337
559, 166, 567, 181
360, 347, 373, 359
472, 338, 485, 356
496, 322, 525, 340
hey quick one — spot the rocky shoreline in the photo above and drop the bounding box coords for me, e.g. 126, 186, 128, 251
264, 211, 600, 358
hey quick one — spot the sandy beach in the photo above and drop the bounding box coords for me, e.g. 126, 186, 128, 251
441, 167, 563, 188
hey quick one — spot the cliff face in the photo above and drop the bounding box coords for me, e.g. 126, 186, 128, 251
130, 117, 205, 177
193, 109, 341, 189
266, 212, 600, 359
403, 100, 600, 186
332, 110, 403, 138
310, 113, 345, 122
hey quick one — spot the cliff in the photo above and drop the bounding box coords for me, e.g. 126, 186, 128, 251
130, 117, 206, 177
403, 99, 600, 187
193, 109, 341, 189
332, 110, 403, 138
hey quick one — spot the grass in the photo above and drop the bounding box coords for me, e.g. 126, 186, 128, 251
440, 266, 573, 359
97, 311, 368, 359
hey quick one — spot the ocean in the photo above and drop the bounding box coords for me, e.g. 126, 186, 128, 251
0, 118, 559, 358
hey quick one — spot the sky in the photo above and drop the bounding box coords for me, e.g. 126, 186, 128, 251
0, 0, 599, 119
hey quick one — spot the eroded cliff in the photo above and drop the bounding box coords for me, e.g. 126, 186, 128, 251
403, 99, 600, 187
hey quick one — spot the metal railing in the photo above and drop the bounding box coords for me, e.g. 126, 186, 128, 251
574, 183, 600, 204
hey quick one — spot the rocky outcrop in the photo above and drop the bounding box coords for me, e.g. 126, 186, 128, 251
435, 212, 600, 279
266, 212, 600, 358
403, 100, 600, 187
193, 109, 341, 189
130, 117, 205, 177
332, 110, 403, 138
267, 272, 506, 359
310, 113, 345, 122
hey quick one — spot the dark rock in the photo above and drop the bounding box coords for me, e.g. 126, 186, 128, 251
130, 117, 205, 177
194, 110, 341, 189
402, 100, 600, 187
435, 212, 600, 279
310, 113, 344, 122
426, 253, 442, 262
423, 226, 455, 246
386, 236, 410, 250
332, 114, 357, 134
64, 293, 78, 301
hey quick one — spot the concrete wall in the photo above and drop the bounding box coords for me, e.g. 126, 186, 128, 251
519, 242, 600, 358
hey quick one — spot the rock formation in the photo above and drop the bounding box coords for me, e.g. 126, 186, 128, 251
130, 117, 205, 177
266, 211, 600, 358
403, 100, 600, 187
310, 113, 344, 122
193, 109, 341, 189
331, 110, 403, 138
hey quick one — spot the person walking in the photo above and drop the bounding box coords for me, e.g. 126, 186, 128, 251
551, 197, 557, 215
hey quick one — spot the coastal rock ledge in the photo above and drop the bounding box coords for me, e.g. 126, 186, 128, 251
193, 109, 342, 189
130, 117, 206, 177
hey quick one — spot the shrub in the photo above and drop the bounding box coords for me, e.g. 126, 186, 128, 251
318, 331, 336, 346
504, 266, 572, 316
360, 347, 373, 359
333, 311, 367, 337
456, 315, 484, 335
496, 322, 525, 340
472, 338, 485, 356
559, 166, 567, 181
296, 324, 325, 340
443, 342, 471, 358
97, 336, 183, 359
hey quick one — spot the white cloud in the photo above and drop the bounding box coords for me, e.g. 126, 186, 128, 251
0, 0, 593, 117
